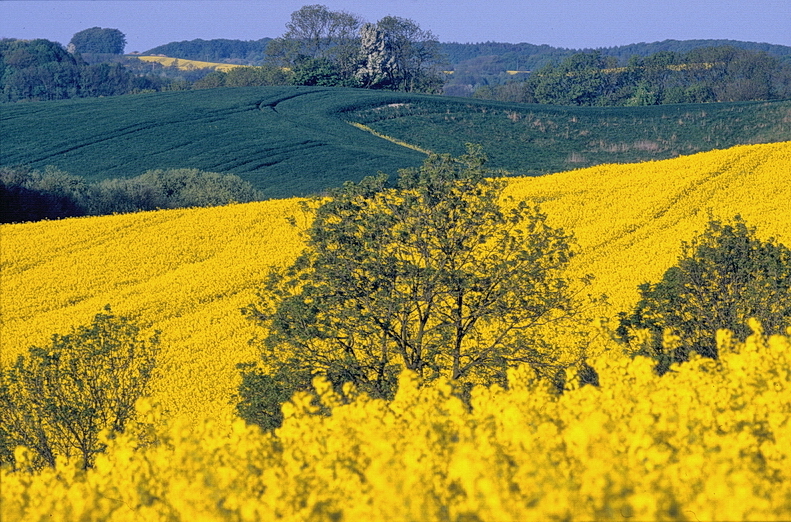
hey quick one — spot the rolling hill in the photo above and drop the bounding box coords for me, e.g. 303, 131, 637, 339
3, 142, 791, 520
2, 141, 789, 423
2, 86, 790, 198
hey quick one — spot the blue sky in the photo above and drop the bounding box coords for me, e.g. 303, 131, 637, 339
1, 0, 789, 53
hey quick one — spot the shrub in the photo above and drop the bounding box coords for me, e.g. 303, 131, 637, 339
0, 306, 160, 470
618, 216, 791, 373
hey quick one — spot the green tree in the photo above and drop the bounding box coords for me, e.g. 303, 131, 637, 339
372, 16, 446, 93
242, 145, 590, 409
291, 56, 355, 87
69, 27, 127, 55
532, 51, 612, 106
266, 4, 362, 83
223, 65, 292, 87
192, 70, 227, 89
0, 307, 160, 471
235, 362, 313, 431
0, 39, 82, 102
618, 216, 791, 374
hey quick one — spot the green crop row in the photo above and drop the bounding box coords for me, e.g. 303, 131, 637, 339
3, 86, 790, 197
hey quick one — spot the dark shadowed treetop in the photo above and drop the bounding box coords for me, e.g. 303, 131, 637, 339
69, 27, 127, 54
618, 216, 791, 374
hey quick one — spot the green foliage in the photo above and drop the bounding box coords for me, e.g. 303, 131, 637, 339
3, 87, 790, 199
531, 52, 616, 106
0, 166, 89, 222
90, 168, 265, 214
69, 27, 126, 55
267, 6, 444, 93
0, 38, 165, 102
192, 70, 228, 89
223, 65, 292, 87
142, 38, 272, 64
369, 16, 446, 93
0, 38, 82, 102
474, 46, 791, 106
0, 166, 264, 223
266, 4, 363, 86
291, 57, 356, 87
618, 216, 791, 373
235, 362, 314, 430
442, 39, 791, 96
0, 307, 160, 471
243, 145, 588, 407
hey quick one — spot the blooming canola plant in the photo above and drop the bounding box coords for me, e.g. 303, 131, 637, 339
1, 142, 791, 520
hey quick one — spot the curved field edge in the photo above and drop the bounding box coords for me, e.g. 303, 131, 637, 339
2, 86, 790, 197
350, 97, 791, 175
1, 142, 790, 423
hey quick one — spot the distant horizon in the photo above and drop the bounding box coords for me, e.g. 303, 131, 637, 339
2, 1, 789, 54
6, 34, 791, 57
138, 37, 791, 54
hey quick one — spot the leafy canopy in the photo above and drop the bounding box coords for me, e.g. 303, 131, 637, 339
243, 145, 588, 403
0, 307, 159, 471
618, 216, 791, 373
69, 27, 127, 55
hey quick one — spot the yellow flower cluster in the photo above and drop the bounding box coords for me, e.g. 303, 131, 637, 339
2, 328, 790, 520
2, 142, 791, 519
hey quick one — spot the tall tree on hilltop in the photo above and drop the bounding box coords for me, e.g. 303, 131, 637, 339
69, 27, 126, 54
266, 4, 362, 82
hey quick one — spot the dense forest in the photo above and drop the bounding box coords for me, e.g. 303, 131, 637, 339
472, 47, 791, 105
144, 38, 273, 64
443, 40, 791, 97
0, 38, 172, 102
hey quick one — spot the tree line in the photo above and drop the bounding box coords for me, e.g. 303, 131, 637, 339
5, 14, 791, 103
1, 6, 446, 103
144, 38, 273, 65
0, 166, 264, 223
0, 38, 174, 102
472, 47, 791, 105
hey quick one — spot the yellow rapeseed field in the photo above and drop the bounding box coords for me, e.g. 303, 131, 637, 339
1, 198, 305, 423
2, 141, 790, 520
133, 55, 244, 72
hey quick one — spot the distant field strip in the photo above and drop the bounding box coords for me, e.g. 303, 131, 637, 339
132, 55, 244, 71
346, 121, 433, 155
3, 86, 790, 197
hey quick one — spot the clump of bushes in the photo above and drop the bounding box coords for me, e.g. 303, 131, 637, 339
618, 215, 791, 373
0, 166, 265, 223
0, 307, 160, 471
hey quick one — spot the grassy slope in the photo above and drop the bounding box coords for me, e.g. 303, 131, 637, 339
2, 86, 790, 197
2, 142, 789, 424
354, 98, 791, 175
0, 87, 427, 199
